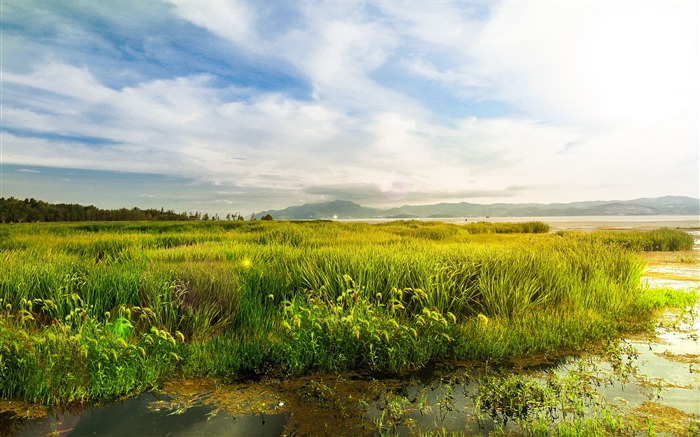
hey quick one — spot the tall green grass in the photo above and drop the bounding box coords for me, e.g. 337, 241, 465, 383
561, 227, 695, 251
0, 295, 181, 404
0, 220, 693, 406
138, 260, 241, 342
462, 220, 550, 234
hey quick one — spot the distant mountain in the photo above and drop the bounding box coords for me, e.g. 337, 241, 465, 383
257, 200, 382, 220
257, 196, 700, 220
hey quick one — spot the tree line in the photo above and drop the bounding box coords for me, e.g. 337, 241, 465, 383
0, 197, 270, 223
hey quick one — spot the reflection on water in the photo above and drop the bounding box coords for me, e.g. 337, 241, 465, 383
9, 392, 288, 437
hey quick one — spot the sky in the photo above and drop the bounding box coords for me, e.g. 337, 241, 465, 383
1, 0, 698, 216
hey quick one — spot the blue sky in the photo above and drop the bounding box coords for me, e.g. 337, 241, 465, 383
1, 0, 698, 215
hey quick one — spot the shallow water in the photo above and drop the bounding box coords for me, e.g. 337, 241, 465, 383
360, 308, 700, 435
8, 392, 289, 437
642, 231, 699, 290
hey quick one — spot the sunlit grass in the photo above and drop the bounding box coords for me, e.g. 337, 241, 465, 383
0, 220, 694, 406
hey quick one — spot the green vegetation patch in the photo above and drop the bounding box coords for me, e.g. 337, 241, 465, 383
0, 221, 694, 407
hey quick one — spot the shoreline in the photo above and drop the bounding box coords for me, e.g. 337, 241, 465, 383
341, 215, 700, 231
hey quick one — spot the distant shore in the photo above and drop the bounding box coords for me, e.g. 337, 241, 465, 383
346, 215, 700, 231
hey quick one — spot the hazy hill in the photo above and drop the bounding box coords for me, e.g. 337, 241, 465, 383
257, 196, 699, 220
257, 200, 383, 220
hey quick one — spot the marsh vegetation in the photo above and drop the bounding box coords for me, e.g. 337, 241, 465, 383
0, 220, 696, 435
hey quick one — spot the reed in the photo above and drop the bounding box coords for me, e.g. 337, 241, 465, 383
567, 228, 695, 251
462, 220, 550, 234
138, 260, 241, 342
0, 220, 689, 406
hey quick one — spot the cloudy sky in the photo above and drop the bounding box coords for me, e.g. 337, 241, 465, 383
1, 0, 698, 215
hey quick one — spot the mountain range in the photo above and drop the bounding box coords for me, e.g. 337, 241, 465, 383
257, 196, 700, 220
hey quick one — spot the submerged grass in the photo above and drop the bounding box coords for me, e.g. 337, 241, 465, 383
0, 220, 694, 407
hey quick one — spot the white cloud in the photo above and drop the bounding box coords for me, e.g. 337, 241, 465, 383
472, 1, 698, 124
3, 62, 364, 190
376, 0, 479, 49
4, 52, 697, 208
168, 0, 257, 50
2, 1, 697, 212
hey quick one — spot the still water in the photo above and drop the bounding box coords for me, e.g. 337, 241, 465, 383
10, 392, 288, 437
